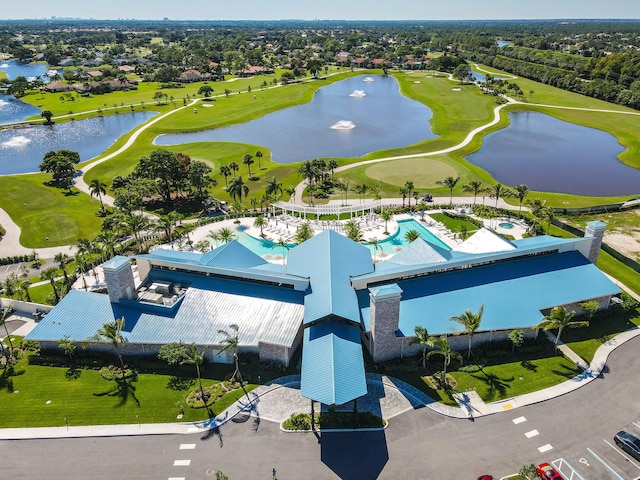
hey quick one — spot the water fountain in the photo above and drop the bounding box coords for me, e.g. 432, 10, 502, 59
330, 120, 356, 130
349, 90, 366, 97
363, 77, 375, 82
1, 135, 31, 148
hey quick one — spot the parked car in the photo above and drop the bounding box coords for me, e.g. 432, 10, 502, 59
477, 476, 494, 480
536, 462, 564, 479
614, 430, 640, 461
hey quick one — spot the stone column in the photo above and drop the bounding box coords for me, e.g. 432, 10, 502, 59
103, 256, 135, 303
584, 221, 607, 263
369, 284, 403, 363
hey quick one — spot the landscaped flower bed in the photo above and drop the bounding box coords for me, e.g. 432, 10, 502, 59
282, 411, 386, 431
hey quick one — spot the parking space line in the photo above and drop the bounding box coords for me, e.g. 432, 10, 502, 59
538, 444, 553, 453
513, 416, 527, 424
587, 447, 625, 479
168, 478, 186, 480
633, 422, 640, 429
553, 458, 587, 480
179, 444, 196, 450
603, 439, 640, 470
173, 460, 191, 466
525, 429, 539, 438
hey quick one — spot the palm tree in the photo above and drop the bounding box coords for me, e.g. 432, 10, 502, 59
513, 184, 529, 215
228, 161, 239, 179
242, 154, 254, 178
19, 279, 32, 302
297, 160, 316, 186
285, 186, 296, 203
295, 222, 314, 244
542, 207, 555, 234
217, 324, 249, 400
353, 184, 370, 203
0, 305, 16, 364
96, 230, 117, 261
488, 183, 513, 210
436, 176, 460, 205
227, 176, 249, 203
535, 306, 588, 351
217, 227, 236, 244
54, 253, 71, 288
345, 220, 364, 242
155, 213, 180, 247
404, 229, 420, 243
265, 176, 283, 199
306, 183, 317, 206
219, 165, 231, 189
462, 180, 485, 205
526, 198, 547, 234
182, 344, 207, 404
450, 304, 484, 358
369, 237, 382, 261
398, 186, 409, 208
120, 213, 150, 253
208, 229, 222, 248
255, 150, 264, 170
90, 318, 127, 378
338, 180, 350, 205
404, 181, 415, 207
253, 215, 268, 237
89, 179, 108, 214
74, 252, 89, 290
380, 209, 392, 235
410, 326, 434, 370
328, 159, 338, 180
426, 336, 463, 383
272, 237, 291, 267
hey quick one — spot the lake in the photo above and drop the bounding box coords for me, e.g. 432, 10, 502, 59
0, 94, 41, 125
467, 111, 640, 196
0, 111, 156, 175
0, 60, 62, 81
155, 74, 436, 163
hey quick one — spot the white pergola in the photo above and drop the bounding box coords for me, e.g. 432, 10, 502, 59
270, 200, 383, 220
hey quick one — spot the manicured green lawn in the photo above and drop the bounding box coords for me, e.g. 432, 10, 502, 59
428, 212, 480, 233
0, 353, 256, 428
0, 174, 103, 247
562, 309, 640, 363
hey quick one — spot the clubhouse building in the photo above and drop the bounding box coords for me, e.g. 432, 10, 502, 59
26, 221, 619, 406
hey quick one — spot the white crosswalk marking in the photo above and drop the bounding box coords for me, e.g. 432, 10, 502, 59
179, 444, 196, 450
513, 416, 527, 424
168, 477, 185, 480
538, 444, 553, 453
525, 429, 539, 438
173, 460, 191, 466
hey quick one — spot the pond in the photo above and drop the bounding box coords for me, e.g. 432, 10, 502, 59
467, 111, 640, 197
0, 94, 41, 125
155, 74, 436, 163
0, 111, 157, 175
0, 60, 62, 81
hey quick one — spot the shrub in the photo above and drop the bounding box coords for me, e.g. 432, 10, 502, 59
282, 413, 311, 430
459, 364, 483, 373
99, 365, 137, 381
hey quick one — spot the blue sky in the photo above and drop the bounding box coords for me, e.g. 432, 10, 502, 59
3, 0, 639, 21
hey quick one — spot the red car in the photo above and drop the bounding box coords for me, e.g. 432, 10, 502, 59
536, 462, 564, 479
477, 476, 494, 480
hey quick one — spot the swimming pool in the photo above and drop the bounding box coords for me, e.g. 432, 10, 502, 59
232, 218, 450, 259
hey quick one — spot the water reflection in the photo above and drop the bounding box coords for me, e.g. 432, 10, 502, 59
0, 94, 41, 125
155, 75, 435, 163
0, 111, 156, 175
0, 60, 62, 81
468, 111, 639, 196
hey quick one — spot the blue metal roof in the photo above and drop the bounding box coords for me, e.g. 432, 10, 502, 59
301, 320, 368, 405
287, 230, 373, 325
200, 240, 267, 268
359, 251, 620, 335
26, 271, 305, 348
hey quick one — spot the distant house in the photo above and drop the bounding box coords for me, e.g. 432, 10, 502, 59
86, 70, 103, 78
335, 51, 350, 65
372, 58, 391, 68
45, 81, 74, 93
178, 69, 208, 83
351, 57, 369, 68
239, 65, 275, 76
118, 65, 136, 73
58, 58, 75, 67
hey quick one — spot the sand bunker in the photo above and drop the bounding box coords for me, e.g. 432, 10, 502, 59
330, 120, 356, 130
451, 88, 462, 91
201, 104, 214, 107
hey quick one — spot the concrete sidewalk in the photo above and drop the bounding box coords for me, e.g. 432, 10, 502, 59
0, 327, 638, 440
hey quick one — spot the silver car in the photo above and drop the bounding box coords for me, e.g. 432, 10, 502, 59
614, 430, 640, 461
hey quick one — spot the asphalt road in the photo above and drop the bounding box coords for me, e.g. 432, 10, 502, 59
3, 336, 640, 480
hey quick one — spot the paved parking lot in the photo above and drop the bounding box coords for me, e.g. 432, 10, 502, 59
548, 420, 640, 480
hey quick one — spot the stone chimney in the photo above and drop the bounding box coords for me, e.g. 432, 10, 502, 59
369, 284, 402, 363
584, 221, 607, 264
103, 256, 135, 303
